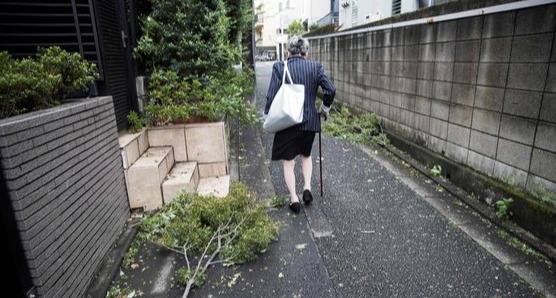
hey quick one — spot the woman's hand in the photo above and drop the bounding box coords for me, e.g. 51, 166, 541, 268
318, 105, 330, 121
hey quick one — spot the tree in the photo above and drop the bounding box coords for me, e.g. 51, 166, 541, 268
227, 0, 256, 64
309, 23, 320, 32
135, 0, 240, 79
222, 0, 252, 48
286, 20, 305, 37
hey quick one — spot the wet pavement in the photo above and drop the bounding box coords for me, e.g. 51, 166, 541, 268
89, 61, 555, 298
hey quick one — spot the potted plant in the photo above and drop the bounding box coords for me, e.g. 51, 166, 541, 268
136, 67, 259, 168
123, 0, 260, 175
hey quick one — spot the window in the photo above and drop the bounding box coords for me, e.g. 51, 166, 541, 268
286, 0, 290, 9
392, 0, 401, 15
279, 2, 283, 11
0, 0, 100, 65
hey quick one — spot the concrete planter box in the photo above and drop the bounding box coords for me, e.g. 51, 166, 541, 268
120, 120, 230, 211
0, 96, 129, 297
148, 121, 229, 177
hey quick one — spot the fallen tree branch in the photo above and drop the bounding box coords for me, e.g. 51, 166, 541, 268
182, 213, 246, 298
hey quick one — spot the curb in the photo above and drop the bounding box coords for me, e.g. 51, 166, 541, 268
85, 219, 140, 298
382, 133, 556, 264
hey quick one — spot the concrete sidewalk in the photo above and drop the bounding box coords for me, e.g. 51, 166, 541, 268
91, 111, 555, 298
90, 90, 555, 297
192, 117, 555, 297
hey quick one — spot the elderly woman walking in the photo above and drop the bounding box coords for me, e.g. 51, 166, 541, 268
264, 36, 336, 214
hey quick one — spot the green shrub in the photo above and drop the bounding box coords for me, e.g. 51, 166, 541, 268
323, 106, 388, 146
0, 47, 98, 119
286, 20, 305, 36
495, 197, 514, 219
143, 69, 207, 125
135, 0, 240, 79
142, 67, 260, 126
139, 182, 279, 265
430, 165, 442, 177
206, 66, 259, 125
127, 110, 148, 133
37, 47, 98, 99
133, 0, 258, 128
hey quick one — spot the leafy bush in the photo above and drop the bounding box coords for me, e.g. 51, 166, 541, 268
127, 110, 148, 133
143, 69, 208, 125
133, 0, 259, 129
287, 20, 305, 36
0, 47, 98, 119
135, 0, 240, 79
208, 66, 259, 125
138, 182, 278, 295
141, 67, 260, 126
323, 106, 389, 146
430, 165, 442, 177
495, 197, 514, 219
37, 47, 98, 100
309, 23, 321, 32
139, 182, 279, 264
223, 0, 253, 52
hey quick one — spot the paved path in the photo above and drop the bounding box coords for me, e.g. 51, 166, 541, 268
192, 62, 554, 297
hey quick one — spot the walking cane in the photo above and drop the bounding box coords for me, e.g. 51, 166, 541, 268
319, 115, 324, 197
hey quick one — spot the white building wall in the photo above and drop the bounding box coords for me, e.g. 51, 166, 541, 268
257, 0, 307, 48
364, 1, 392, 23
265, 0, 429, 56
339, 0, 376, 30
264, 13, 277, 47
254, 0, 277, 48
309, 0, 332, 26
401, 0, 418, 14
258, 0, 335, 59
338, 0, 425, 30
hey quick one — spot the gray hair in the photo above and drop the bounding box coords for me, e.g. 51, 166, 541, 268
287, 36, 310, 56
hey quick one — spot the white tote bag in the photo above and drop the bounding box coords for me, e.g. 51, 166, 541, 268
263, 60, 305, 133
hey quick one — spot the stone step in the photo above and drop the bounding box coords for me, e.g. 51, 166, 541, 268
197, 175, 230, 198
118, 129, 149, 169
162, 162, 200, 204
126, 146, 175, 211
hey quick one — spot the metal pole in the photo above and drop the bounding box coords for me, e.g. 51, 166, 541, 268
319, 118, 323, 197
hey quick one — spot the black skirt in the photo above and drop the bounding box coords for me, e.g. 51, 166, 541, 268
271, 128, 316, 161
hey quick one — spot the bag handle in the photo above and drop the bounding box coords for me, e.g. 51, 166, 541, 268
282, 60, 294, 85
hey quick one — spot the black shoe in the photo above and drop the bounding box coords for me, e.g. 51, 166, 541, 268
289, 201, 301, 214
302, 189, 313, 205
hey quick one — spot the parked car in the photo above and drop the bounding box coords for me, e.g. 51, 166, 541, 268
256, 53, 271, 61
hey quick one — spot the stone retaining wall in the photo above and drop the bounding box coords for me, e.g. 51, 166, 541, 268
310, 3, 556, 196
0, 96, 129, 297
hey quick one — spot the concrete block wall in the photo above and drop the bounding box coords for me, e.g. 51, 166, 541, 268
311, 3, 556, 194
0, 96, 129, 297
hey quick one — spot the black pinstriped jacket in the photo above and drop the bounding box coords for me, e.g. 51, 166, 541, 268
264, 55, 336, 132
